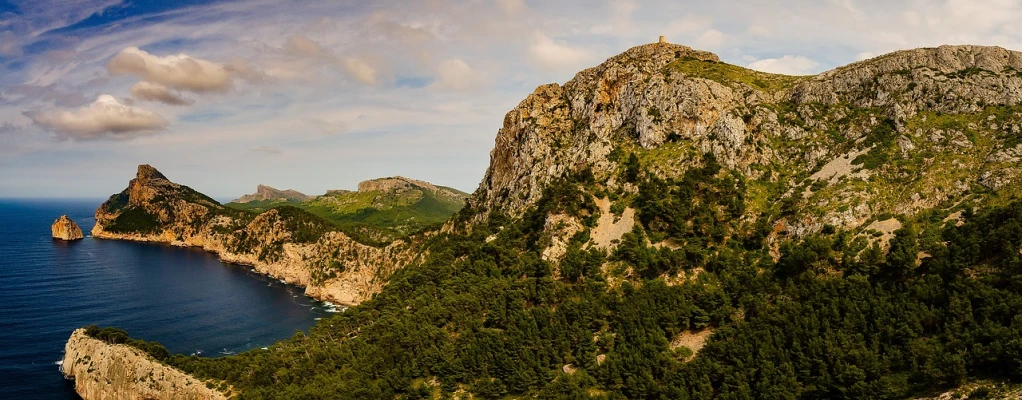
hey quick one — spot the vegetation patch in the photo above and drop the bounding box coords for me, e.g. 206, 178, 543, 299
104, 207, 162, 234
668, 57, 807, 93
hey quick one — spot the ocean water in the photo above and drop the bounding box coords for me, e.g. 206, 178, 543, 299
0, 199, 334, 399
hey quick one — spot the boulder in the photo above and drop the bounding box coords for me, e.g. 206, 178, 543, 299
51, 215, 84, 241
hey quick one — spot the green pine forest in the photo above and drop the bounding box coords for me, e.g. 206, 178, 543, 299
87, 154, 1022, 399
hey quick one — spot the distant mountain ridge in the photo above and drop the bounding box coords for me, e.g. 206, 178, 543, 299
231, 184, 311, 203
226, 175, 468, 238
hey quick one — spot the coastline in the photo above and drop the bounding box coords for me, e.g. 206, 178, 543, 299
90, 232, 349, 314
89, 224, 385, 307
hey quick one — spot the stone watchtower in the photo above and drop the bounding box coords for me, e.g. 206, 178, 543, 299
659, 35, 666, 44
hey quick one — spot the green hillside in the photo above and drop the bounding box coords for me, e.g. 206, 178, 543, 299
79, 44, 1022, 399
226, 178, 467, 240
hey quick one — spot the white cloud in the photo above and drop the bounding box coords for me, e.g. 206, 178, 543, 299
306, 118, 347, 134
855, 52, 876, 61
284, 34, 326, 58
496, 0, 527, 15
664, 16, 713, 37
432, 58, 483, 91
747, 55, 820, 75
342, 57, 378, 85
108, 47, 233, 93
528, 32, 591, 73
130, 81, 194, 105
694, 29, 725, 49
0, 31, 22, 57
25, 94, 168, 139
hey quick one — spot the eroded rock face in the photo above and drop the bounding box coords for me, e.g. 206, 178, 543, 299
357, 176, 466, 199
92, 165, 415, 306
467, 43, 1022, 237
51, 215, 84, 241
61, 329, 227, 400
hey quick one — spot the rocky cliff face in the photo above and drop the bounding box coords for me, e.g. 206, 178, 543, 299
62, 329, 227, 400
51, 215, 83, 241
468, 42, 1022, 238
92, 165, 415, 306
357, 176, 467, 199
232, 184, 311, 203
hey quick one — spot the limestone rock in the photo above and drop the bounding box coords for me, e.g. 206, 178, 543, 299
62, 328, 227, 400
232, 184, 311, 203
51, 215, 84, 241
92, 164, 416, 307
357, 176, 465, 199
465, 43, 1022, 237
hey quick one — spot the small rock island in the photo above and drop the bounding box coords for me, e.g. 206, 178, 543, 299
51, 215, 84, 241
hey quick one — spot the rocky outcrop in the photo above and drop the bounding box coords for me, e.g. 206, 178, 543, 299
358, 176, 467, 199
51, 215, 84, 241
467, 42, 1022, 237
92, 165, 416, 306
232, 184, 311, 203
61, 329, 227, 400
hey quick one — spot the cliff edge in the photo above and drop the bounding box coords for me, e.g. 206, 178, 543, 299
91, 164, 416, 306
61, 328, 227, 400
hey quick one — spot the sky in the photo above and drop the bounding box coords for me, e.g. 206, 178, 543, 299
3, 0, 1022, 199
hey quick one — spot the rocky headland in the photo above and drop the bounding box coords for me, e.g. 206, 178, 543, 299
91, 164, 417, 306
61, 329, 227, 400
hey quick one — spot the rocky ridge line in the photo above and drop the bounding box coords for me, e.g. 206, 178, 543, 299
62, 328, 227, 400
92, 165, 416, 306
468, 42, 1022, 238
232, 184, 312, 203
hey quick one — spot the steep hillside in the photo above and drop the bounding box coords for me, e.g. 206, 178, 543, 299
71, 42, 1022, 399
227, 176, 467, 240
470, 43, 1022, 239
92, 165, 418, 306
62, 327, 228, 400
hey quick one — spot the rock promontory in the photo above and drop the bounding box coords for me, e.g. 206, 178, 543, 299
357, 176, 466, 199
51, 215, 84, 241
61, 328, 227, 400
91, 164, 416, 306
231, 184, 311, 203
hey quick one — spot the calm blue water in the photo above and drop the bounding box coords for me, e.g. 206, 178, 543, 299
0, 199, 334, 399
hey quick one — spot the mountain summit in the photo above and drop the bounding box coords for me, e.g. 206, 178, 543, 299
232, 185, 311, 203
68, 42, 1022, 400
470, 43, 1022, 238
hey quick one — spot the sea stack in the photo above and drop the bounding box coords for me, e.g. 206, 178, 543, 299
51, 215, 84, 241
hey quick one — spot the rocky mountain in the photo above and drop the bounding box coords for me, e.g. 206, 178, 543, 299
228, 175, 468, 239
231, 184, 311, 203
356, 176, 465, 199
62, 328, 227, 400
51, 215, 83, 241
92, 164, 417, 306
69, 42, 1022, 399
469, 43, 1022, 240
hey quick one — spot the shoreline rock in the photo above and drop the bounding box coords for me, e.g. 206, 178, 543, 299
89, 165, 416, 307
61, 328, 228, 400
51, 215, 84, 241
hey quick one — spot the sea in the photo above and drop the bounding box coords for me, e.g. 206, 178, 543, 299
0, 199, 335, 399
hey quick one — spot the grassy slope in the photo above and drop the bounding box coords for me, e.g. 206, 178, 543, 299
226, 187, 466, 238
